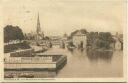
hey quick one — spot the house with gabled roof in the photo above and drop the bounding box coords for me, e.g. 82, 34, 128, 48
72, 30, 87, 48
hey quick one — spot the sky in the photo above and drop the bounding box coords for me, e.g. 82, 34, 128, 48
1, 0, 125, 36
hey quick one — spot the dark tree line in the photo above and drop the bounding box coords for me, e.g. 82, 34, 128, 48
4, 25, 24, 43
87, 32, 115, 49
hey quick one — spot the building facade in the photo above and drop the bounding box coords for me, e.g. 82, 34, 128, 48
72, 31, 87, 48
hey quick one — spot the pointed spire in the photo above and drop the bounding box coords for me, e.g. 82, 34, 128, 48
37, 12, 41, 34
37, 12, 40, 23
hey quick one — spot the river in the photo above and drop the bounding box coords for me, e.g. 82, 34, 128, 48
51, 45, 123, 78
4, 45, 123, 78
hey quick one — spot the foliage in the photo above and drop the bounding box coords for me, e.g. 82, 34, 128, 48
86, 32, 98, 46
96, 32, 115, 49
4, 25, 24, 43
87, 32, 115, 49
4, 41, 31, 53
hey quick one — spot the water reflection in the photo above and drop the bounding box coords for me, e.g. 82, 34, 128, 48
57, 47, 123, 77
86, 49, 113, 63
68, 48, 113, 63
5, 46, 123, 78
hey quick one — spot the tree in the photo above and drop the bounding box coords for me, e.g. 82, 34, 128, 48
96, 32, 115, 49
4, 25, 24, 43
86, 32, 98, 46
87, 32, 115, 49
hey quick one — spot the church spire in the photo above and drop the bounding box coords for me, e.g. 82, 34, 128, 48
36, 12, 44, 40
37, 12, 41, 34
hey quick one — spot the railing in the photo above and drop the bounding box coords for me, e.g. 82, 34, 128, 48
5, 57, 53, 63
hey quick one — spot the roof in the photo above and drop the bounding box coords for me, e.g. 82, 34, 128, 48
73, 30, 86, 36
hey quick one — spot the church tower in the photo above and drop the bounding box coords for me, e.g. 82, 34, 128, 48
37, 13, 41, 34
36, 12, 44, 40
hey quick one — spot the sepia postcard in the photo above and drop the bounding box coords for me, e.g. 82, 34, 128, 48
0, 0, 127, 82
